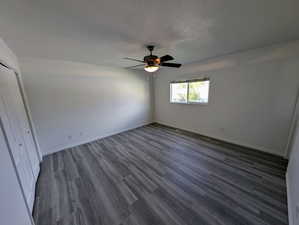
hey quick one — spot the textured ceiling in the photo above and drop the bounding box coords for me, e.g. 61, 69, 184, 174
1, 0, 299, 67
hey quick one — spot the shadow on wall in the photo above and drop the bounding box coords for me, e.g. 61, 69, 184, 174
20, 58, 152, 155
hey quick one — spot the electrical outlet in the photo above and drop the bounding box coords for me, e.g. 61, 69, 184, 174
79, 132, 83, 136
68, 135, 72, 140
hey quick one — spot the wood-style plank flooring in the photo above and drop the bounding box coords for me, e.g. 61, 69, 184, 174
33, 124, 289, 225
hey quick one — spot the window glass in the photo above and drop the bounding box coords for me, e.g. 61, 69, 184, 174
188, 80, 209, 103
170, 79, 210, 104
170, 82, 188, 103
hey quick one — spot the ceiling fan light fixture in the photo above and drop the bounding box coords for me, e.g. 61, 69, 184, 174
144, 65, 159, 73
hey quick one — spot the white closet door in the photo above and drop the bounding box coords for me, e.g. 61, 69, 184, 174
0, 65, 38, 210
13, 75, 40, 179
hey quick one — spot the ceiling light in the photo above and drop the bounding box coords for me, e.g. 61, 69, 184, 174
144, 65, 159, 73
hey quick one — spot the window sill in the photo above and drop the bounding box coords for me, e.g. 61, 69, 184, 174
170, 102, 209, 106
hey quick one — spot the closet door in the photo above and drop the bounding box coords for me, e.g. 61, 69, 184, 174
14, 75, 40, 179
0, 65, 39, 210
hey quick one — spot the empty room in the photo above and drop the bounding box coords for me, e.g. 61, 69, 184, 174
1, 0, 299, 225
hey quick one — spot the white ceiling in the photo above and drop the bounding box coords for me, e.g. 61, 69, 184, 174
1, 0, 299, 67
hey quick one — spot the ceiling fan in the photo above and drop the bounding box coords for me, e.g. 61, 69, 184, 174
124, 45, 182, 72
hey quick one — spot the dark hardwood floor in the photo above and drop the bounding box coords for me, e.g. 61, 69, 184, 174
33, 124, 289, 225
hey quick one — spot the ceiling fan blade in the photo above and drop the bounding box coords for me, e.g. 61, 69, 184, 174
160, 55, 174, 62
161, 62, 182, 68
125, 64, 145, 69
123, 57, 144, 63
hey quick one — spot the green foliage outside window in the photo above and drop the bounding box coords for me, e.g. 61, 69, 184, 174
171, 80, 209, 104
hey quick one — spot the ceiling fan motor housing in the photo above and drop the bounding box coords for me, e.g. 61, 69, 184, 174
144, 55, 159, 66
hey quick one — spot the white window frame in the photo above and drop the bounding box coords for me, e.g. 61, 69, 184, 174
170, 78, 210, 105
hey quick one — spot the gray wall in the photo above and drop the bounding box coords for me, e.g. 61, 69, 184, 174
21, 59, 152, 155
154, 41, 299, 156
287, 118, 299, 225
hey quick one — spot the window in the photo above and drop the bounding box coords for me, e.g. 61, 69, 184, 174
170, 79, 210, 104
170, 82, 188, 103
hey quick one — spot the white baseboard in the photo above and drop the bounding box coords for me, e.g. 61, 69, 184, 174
154, 120, 283, 157
43, 121, 153, 157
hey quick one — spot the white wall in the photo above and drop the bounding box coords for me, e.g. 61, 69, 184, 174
0, 38, 20, 73
154, 40, 299, 156
21, 59, 152, 155
287, 118, 299, 225
0, 126, 33, 225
